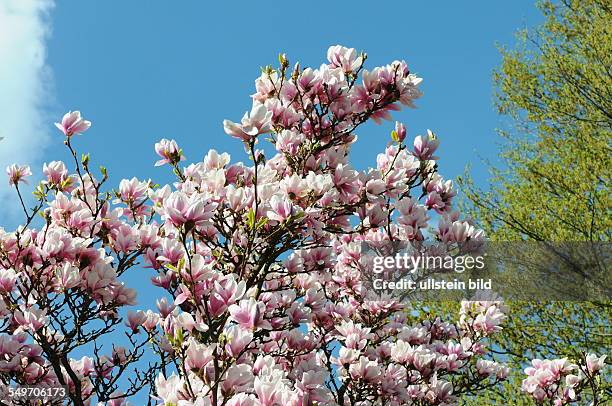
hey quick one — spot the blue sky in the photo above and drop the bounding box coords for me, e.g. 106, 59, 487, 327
44, 1, 541, 199
1, 1, 543, 402
0, 1, 543, 226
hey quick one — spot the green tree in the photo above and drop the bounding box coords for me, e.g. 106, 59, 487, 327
465, 0, 611, 242
457, 0, 611, 403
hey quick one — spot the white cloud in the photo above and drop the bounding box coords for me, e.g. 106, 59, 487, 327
0, 0, 54, 222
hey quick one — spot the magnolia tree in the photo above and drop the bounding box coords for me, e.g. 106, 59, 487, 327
0, 46, 607, 406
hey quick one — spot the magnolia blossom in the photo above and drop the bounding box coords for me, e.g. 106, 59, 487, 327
154, 138, 184, 166
476, 359, 510, 379
185, 338, 215, 370
585, 353, 607, 374
266, 194, 297, 222
6, 164, 31, 186
126, 310, 147, 332
0, 268, 17, 293
521, 354, 608, 404
54, 263, 80, 291
0, 45, 598, 406
13, 307, 48, 332
460, 301, 506, 336
154, 374, 185, 405
162, 191, 217, 228
327, 44, 362, 73
394, 121, 407, 143
223, 102, 272, 141
413, 129, 439, 160
229, 298, 272, 331
522, 358, 580, 403
54, 110, 91, 136
43, 161, 69, 185
225, 325, 253, 358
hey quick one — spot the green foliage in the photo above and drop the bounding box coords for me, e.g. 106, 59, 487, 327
463, 0, 611, 242
454, 0, 612, 403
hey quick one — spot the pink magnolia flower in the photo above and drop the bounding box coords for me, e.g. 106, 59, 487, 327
203, 149, 231, 170
71, 356, 95, 376
222, 364, 254, 394
348, 356, 381, 382
522, 357, 580, 403
441, 220, 476, 243
23, 362, 46, 383
471, 305, 505, 335
229, 298, 271, 331
266, 194, 296, 222
6, 164, 31, 186
366, 179, 387, 196
275, 129, 304, 155
413, 130, 440, 160
296, 68, 321, 94
156, 297, 176, 318
394, 121, 407, 143
83, 262, 116, 295
332, 164, 360, 201
142, 310, 160, 332
424, 173, 456, 214
154, 138, 185, 167
126, 310, 147, 332
565, 373, 582, 387
175, 311, 208, 333
336, 321, 373, 350
390, 340, 415, 364
253, 375, 280, 406
252, 70, 280, 103
226, 185, 249, 211
185, 338, 215, 370
13, 307, 48, 331
226, 393, 257, 406
54, 263, 80, 291
54, 111, 91, 136
111, 225, 139, 253
42, 161, 68, 184
327, 45, 362, 73
177, 254, 213, 285
425, 375, 454, 404
585, 353, 606, 374
209, 274, 246, 317
154, 374, 185, 405
476, 359, 507, 378
338, 347, 361, 365
156, 238, 185, 265
223, 103, 272, 142
225, 325, 253, 358
396, 197, 429, 237
117, 177, 149, 205
365, 203, 387, 227
162, 191, 217, 229
0, 268, 17, 293
110, 283, 137, 306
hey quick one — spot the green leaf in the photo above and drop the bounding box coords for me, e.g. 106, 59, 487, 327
81, 153, 90, 166
246, 208, 256, 230
256, 217, 268, 229
278, 53, 288, 68
391, 130, 399, 142
174, 328, 184, 345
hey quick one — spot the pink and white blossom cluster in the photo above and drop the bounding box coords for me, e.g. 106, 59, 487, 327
0, 45, 605, 406
522, 354, 607, 404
